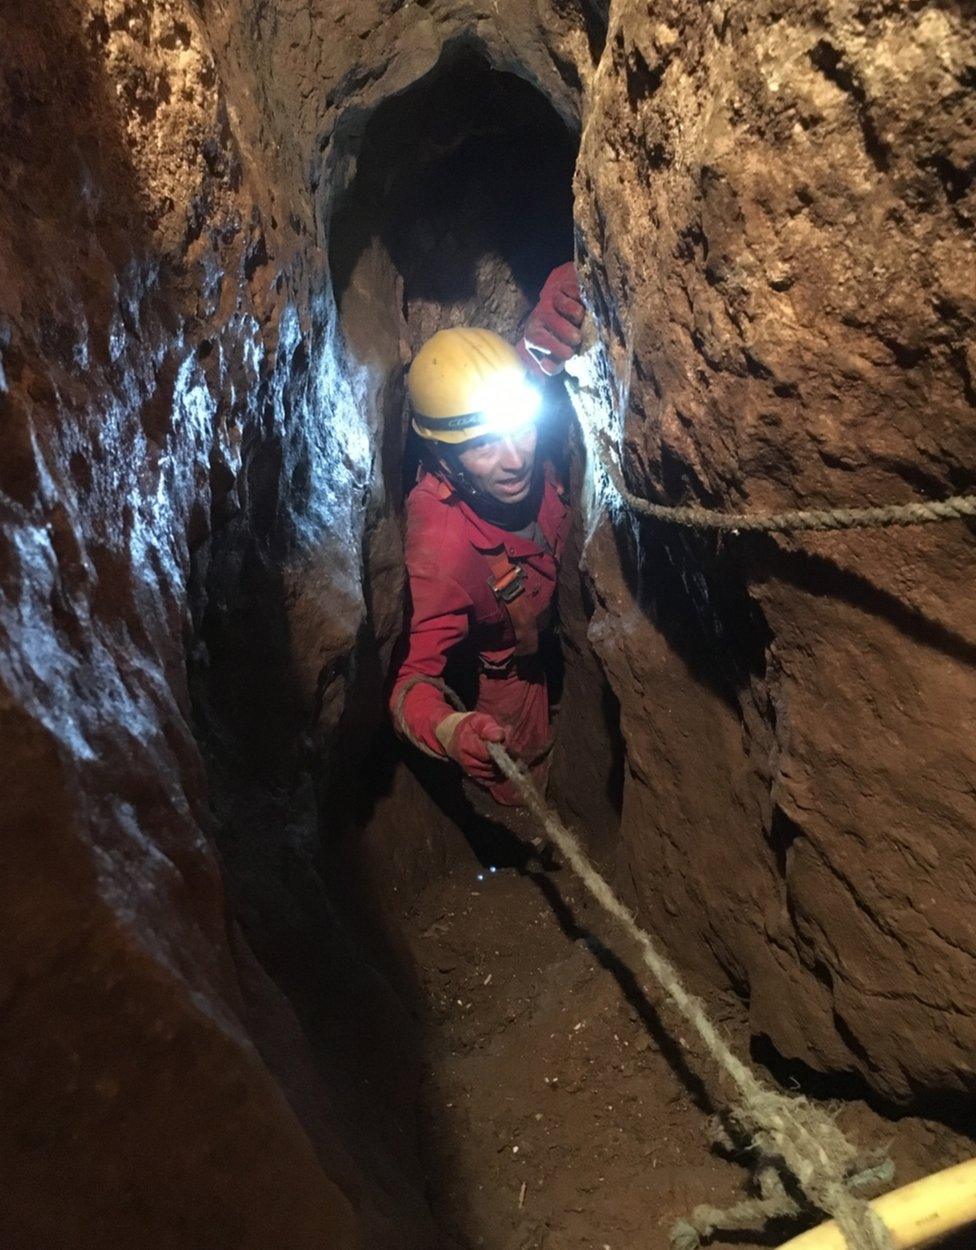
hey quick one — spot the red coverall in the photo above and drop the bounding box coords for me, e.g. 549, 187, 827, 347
390, 467, 570, 805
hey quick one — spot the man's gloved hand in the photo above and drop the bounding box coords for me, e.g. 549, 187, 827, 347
436, 711, 508, 784
521, 262, 584, 378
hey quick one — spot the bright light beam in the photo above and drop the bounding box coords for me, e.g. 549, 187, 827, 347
475, 370, 541, 437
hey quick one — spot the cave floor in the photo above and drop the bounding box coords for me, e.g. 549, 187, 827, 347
389, 820, 974, 1250
400, 849, 757, 1250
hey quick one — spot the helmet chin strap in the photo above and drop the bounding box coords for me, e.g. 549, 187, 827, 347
437, 450, 541, 531
436, 452, 477, 497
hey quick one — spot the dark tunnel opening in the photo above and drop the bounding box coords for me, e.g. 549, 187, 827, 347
328, 47, 578, 505
329, 48, 577, 326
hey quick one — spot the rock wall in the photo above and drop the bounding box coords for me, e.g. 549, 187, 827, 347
570, 0, 976, 1106
0, 0, 591, 1245
0, 0, 389, 1244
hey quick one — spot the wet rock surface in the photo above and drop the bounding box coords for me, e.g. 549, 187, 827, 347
0, 0, 383, 1243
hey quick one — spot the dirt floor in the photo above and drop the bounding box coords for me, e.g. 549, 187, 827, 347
390, 810, 975, 1250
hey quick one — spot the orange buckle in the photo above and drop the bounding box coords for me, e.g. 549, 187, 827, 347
490, 563, 525, 603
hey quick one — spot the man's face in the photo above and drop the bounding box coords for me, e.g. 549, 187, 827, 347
448, 423, 538, 505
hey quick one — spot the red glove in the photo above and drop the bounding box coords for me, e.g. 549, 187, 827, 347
440, 712, 508, 784
521, 262, 584, 378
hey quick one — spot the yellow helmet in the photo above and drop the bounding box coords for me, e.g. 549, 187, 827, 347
408, 327, 540, 446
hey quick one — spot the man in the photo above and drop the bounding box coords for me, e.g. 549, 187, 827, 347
390, 263, 583, 806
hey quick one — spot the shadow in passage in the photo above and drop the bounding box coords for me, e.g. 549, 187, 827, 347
524, 867, 720, 1121
613, 509, 774, 719
752, 1033, 976, 1143
191, 551, 438, 1241
329, 45, 577, 320
755, 538, 976, 668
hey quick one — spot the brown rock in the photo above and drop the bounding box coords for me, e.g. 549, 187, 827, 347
571, 0, 976, 1102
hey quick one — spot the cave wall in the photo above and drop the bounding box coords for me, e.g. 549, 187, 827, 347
0, 0, 377, 1244
569, 0, 976, 1106
0, 4, 344, 1248
0, 0, 596, 1246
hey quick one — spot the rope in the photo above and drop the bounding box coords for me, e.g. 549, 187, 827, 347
597, 435, 976, 534
396, 676, 895, 1250
671, 1158, 895, 1250
671, 1166, 798, 1250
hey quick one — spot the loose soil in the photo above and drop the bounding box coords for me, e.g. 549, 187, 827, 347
391, 817, 974, 1250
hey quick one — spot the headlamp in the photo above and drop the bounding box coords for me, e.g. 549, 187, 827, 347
474, 370, 541, 437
